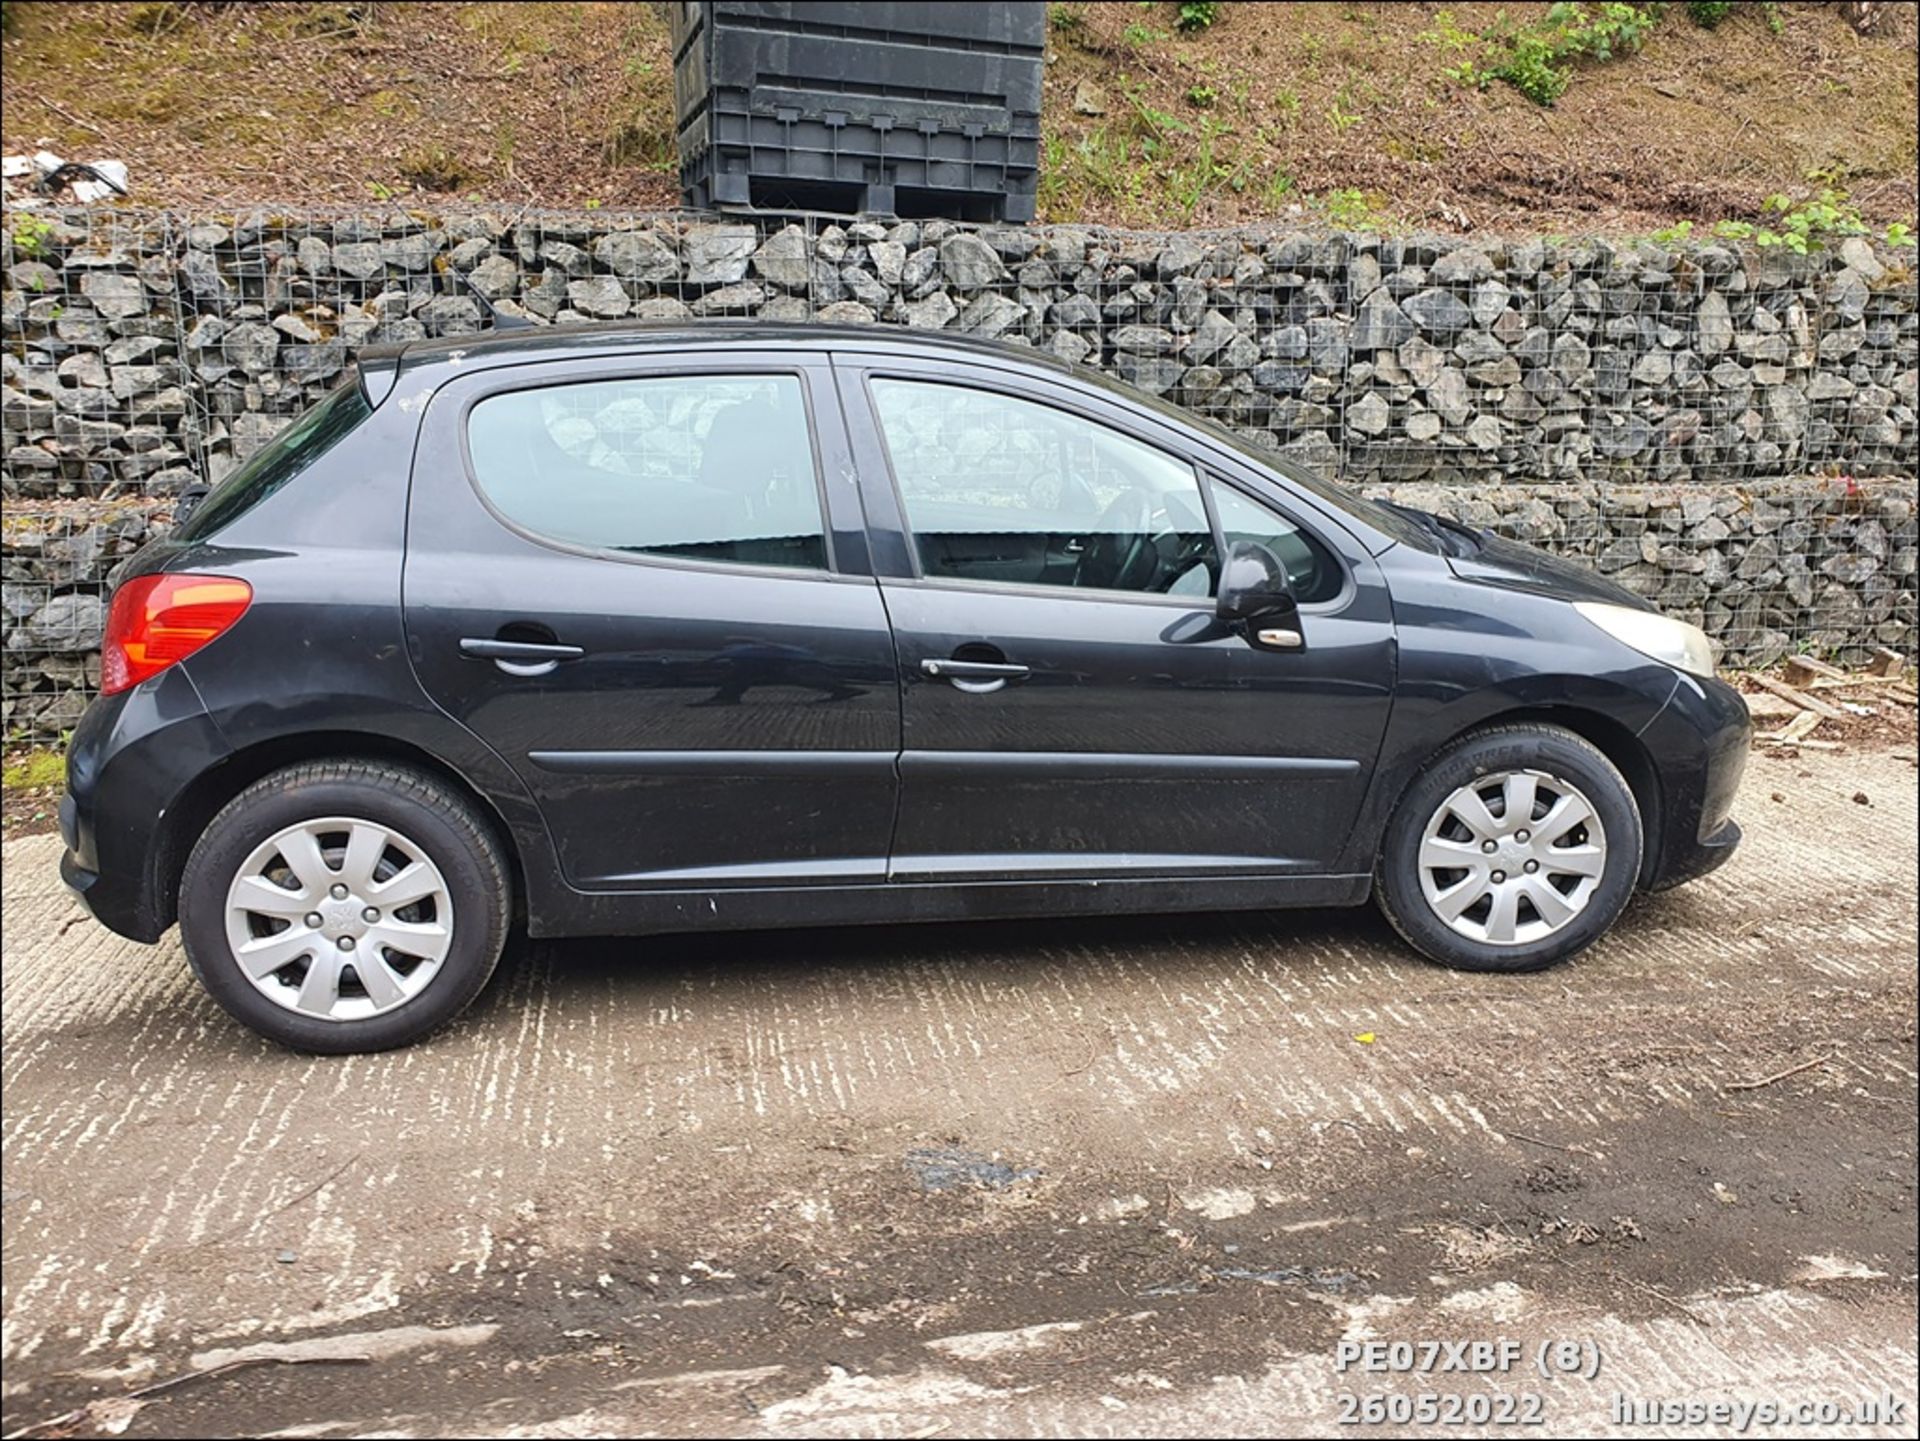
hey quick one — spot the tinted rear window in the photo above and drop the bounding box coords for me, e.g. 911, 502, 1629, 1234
174, 380, 371, 541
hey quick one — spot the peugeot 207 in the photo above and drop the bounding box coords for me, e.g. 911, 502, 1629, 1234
59, 324, 1751, 1052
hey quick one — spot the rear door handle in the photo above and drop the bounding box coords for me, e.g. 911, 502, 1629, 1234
460, 637, 585, 677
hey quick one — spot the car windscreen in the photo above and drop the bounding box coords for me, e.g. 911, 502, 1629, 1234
173, 378, 371, 541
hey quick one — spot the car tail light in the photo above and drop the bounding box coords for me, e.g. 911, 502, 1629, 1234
100, 573, 253, 696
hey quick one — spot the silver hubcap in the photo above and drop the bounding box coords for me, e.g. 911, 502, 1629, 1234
224, 817, 454, 1022
1417, 770, 1608, 947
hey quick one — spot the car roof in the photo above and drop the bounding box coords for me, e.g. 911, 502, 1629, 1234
377, 319, 1078, 378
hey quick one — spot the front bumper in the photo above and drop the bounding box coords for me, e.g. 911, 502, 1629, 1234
1639, 671, 1752, 891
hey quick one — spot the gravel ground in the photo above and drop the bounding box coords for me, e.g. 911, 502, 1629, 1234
2, 744, 1916, 1438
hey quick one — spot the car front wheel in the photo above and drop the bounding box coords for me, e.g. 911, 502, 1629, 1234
178, 760, 512, 1052
1374, 724, 1644, 973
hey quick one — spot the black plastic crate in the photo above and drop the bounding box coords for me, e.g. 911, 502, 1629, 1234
670, 1, 1044, 223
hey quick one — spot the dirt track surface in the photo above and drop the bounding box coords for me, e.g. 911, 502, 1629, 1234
3, 745, 1917, 1438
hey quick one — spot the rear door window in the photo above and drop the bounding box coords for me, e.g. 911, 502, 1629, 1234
465, 374, 828, 571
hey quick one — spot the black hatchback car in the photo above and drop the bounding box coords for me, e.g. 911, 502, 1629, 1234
61, 323, 1750, 1052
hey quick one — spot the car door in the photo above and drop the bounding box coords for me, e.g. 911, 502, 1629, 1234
403, 351, 900, 890
834, 354, 1396, 881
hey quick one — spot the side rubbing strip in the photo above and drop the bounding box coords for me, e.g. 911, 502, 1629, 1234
899, 751, 1362, 781
527, 750, 897, 776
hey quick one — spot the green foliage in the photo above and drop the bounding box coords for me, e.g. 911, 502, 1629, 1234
1326, 92, 1365, 132
1713, 189, 1869, 253
1546, 1, 1658, 61
1, 749, 64, 791
1320, 188, 1382, 229
1186, 84, 1217, 108
1123, 21, 1166, 46
1649, 220, 1694, 243
1885, 222, 1915, 248
1175, 1, 1221, 31
1047, 3, 1084, 32
9, 213, 55, 260
1431, 3, 1659, 108
1686, 1, 1735, 27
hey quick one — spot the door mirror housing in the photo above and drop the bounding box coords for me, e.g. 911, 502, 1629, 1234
1216, 541, 1303, 649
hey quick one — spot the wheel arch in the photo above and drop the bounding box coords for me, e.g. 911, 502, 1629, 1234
152, 730, 530, 933
1391, 704, 1664, 887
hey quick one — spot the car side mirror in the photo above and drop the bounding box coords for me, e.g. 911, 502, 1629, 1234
1215, 540, 1303, 650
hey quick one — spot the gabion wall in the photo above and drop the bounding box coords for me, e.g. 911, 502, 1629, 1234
3, 206, 1916, 739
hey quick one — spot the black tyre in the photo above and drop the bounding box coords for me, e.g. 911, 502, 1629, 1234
1374, 725, 1643, 974
178, 760, 512, 1053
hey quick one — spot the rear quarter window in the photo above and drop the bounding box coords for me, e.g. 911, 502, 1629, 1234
174, 379, 371, 541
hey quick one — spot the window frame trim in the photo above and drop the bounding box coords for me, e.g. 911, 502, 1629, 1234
455, 362, 847, 583
1202, 469, 1356, 615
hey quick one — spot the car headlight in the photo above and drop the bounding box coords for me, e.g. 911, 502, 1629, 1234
1574, 602, 1715, 678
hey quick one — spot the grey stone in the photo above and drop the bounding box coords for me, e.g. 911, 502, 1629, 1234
594, 230, 679, 282
332, 242, 384, 280
752, 225, 813, 290
1468, 356, 1522, 387
1111, 353, 1183, 395
901, 291, 957, 329
221, 321, 280, 374
1403, 288, 1474, 337
1112, 325, 1176, 354
1430, 247, 1494, 285
868, 240, 908, 288
1347, 393, 1390, 435
26, 593, 105, 649
1632, 350, 1674, 386
1405, 411, 1442, 442
1399, 338, 1446, 388
815, 300, 875, 324
634, 296, 694, 320
1352, 289, 1414, 350
1696, 291, 1733, 356
466, 254, 519, 300
380, 231, 443, 271
422, 295, 484, 335
955, 293, 1024, 338
567, 277, 631, 318
296, 236, 334, 276
939, 233, 1009, 291
78, 272, 145, 320
1427, 368, 1471, 426
1837, 237, 1884, 283
690, 282, 766, 315
1765, 385, 1809, 441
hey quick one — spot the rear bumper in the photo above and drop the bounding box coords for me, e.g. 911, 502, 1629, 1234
1640, 672, 1752, 892
58, 667, 229, 944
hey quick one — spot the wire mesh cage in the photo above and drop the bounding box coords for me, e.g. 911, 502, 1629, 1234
4, 205, 1916, 740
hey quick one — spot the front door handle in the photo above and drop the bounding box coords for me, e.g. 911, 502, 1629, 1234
460, 637, 585, 678
922, 657, 1030, 695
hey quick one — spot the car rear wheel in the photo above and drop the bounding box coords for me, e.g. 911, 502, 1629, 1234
179, 760, 511, 1052
1374, 725, 1643, 973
